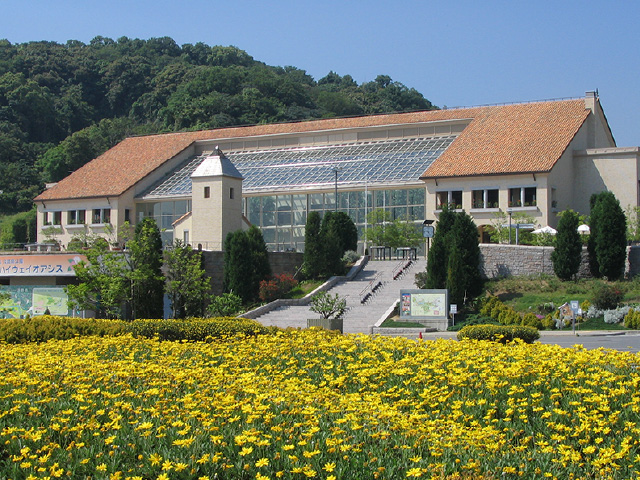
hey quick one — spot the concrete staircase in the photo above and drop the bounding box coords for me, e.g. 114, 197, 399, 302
254, 258, 426, 334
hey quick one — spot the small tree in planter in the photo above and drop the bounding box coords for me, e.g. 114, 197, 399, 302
308, 292, 347, 332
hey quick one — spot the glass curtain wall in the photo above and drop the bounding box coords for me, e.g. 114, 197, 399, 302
245, 187, 425, 252
136, 200, 191, 245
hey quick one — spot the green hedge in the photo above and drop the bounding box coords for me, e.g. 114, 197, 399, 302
457, 324, 540, 344
128, 317, 269, 341
0, 315, 127, 344
0, 315, 270, 344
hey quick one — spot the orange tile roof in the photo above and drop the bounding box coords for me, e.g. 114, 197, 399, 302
421, 99, 589, 179
35, 99, 589, 201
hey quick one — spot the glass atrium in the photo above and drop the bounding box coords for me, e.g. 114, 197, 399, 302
137, 135, 456, 251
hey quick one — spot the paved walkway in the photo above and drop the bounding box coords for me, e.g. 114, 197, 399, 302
255, 258, 425, 334
253, 259, 640, 353
417, 330, 640, 353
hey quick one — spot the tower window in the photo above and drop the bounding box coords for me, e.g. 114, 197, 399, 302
204, 186, 210, 198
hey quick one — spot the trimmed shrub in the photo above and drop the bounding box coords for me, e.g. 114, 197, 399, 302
128, 317, 268, 341
457, 324, 540, 344
541, 314, 555, 330
342, 250, 360, 264
624, 309, 640, 329
522, 312, 543, 329
0, 315, 127, 344
447, 314, 499, 331
604, 305, 630, 324
258, 273, 299, 302
207, 293, 243, 317
591, 283, 624, 310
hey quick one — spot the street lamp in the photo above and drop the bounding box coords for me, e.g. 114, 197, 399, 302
331, 166, 342, 212
507, 208, 513, 244
423, 219, 434, 260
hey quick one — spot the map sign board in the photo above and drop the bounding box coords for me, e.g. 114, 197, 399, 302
399, 289, 448, 320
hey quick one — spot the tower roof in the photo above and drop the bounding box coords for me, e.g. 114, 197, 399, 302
191, 147, 243, 179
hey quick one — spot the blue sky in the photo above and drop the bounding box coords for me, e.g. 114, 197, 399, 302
3, 0, 638, 146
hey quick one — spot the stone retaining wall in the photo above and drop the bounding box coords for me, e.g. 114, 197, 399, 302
479, 244, 640, 279
201, 251, 304, 295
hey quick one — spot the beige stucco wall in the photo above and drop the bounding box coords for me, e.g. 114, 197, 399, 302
191, 175, 243, 250
573, 148, 640, 212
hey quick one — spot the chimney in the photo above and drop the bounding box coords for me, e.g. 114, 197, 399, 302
585, 91, 597, 113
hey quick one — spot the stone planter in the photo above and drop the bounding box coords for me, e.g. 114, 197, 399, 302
307, 317, 343, 333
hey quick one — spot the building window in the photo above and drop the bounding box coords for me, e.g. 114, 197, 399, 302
204, 186, 210, 198
92, 208, 111, 224
472, 189, 499, 209
67, 209, 85, 225
230, 187, 234, 199
436, 190, 462, 209
124, 209, 130, 223
508, 187, 537, 207
43, 211, 61, 225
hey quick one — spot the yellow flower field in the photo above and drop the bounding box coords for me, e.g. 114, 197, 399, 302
1, 329, 639, 479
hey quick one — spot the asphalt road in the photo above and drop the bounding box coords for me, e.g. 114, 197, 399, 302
419, 331, 640, 353
537, 331, 640, 353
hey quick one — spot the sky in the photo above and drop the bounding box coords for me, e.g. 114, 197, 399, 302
2, 0, 639, 146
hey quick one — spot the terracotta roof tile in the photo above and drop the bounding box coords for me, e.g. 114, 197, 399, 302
421, 99, 589, 179
35, 99, 589, 201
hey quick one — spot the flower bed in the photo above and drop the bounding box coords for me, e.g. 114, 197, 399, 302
1, 330, 639, 478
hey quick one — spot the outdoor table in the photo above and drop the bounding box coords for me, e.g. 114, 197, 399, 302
369, 245, 391, 260
396, 247, 417, 260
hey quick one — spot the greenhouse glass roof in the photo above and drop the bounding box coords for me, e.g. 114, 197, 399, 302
138, 135, 456, 199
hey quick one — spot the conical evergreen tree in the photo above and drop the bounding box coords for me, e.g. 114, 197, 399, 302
450, 212, 483, 298
425, 205, 456, 289
223, 230, 255, 303
303, 212, 323, 279
247, 225, 271, 299
594, 192, 627, 279
551, 209, 582, 281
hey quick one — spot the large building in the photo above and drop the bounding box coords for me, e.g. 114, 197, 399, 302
34, 92, 640, 253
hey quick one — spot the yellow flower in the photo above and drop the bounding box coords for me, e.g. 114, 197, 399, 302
255, 458, 269, 467
406, 467, 423, 477
96, 463, 108, 472
323, 462, 336, 472
240, 446, 254, 456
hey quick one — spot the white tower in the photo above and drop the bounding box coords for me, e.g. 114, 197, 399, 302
190, 147, 243, 250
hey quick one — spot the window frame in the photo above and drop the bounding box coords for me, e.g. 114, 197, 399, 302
508, 186, 537, 209
67, 209, 86, 226
435, 190, 463, 210
91, 208, 111, 225
471, 188, 500, 210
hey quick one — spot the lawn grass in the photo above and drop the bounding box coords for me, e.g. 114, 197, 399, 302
379, 316, 426, 328
286, 279, 324, 299
486, 274, 640, 313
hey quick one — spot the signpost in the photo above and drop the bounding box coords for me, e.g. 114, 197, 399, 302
422, 220, 434, 260
450, 303, 457, 325
570, 300, 580, 334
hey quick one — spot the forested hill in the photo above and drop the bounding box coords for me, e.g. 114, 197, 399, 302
0, 36, 436, 217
